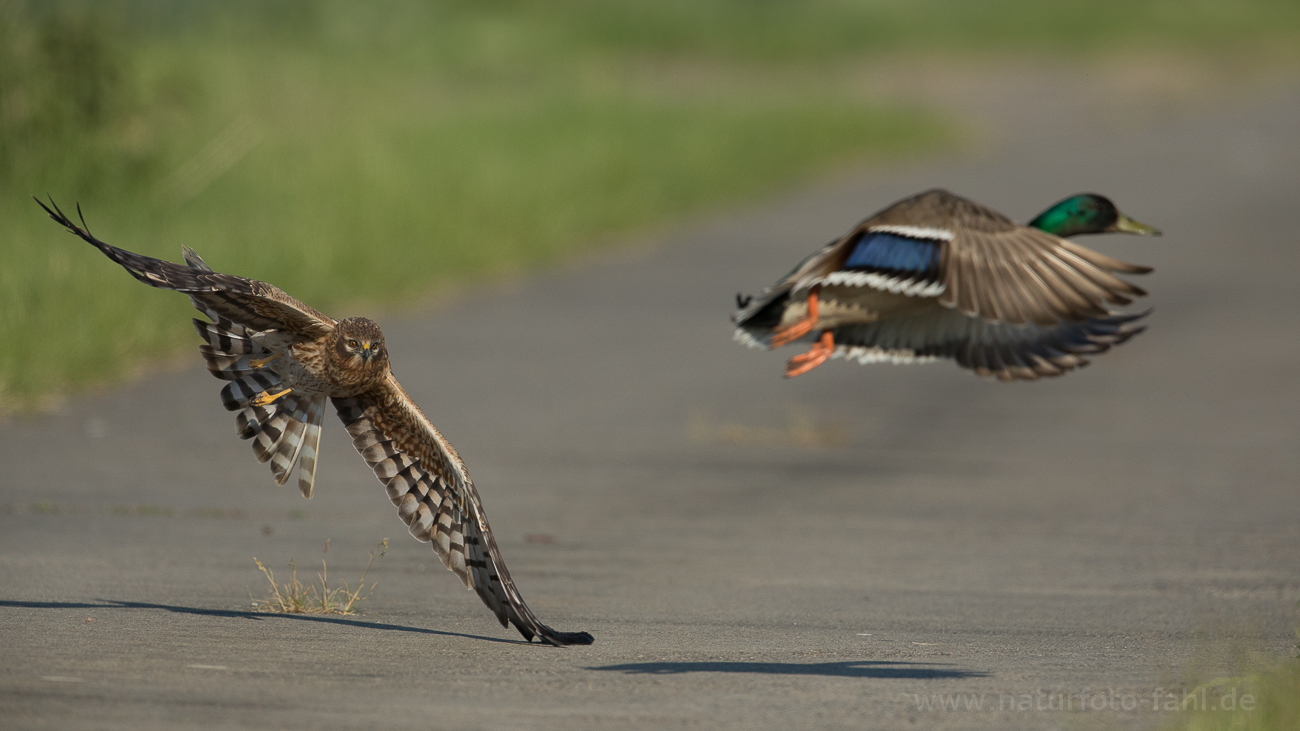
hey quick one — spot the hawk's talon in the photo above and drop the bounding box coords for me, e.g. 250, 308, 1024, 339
784, 331, 835, 378
252, 387, 293, 407
249, 354, 281, 369
769, 286, 821, 348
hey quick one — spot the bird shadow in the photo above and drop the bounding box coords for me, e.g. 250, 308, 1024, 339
0, 599, 528, 645
588, 660, 989, 679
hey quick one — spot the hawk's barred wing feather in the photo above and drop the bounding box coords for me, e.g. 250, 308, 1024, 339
36, 196, 335, 337
333, 375, 593, 646
190, 314, 327, 497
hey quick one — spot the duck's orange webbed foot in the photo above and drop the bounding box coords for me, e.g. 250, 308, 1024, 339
769, 286, 821, 348
784, 331, 834, 378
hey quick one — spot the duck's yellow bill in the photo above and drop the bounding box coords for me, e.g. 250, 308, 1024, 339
1111, 213, 1161, 236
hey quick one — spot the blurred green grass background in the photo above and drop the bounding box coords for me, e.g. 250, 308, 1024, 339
3, 0, 1300, 410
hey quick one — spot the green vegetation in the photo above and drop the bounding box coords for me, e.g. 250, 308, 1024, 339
1160, 633, 1300, 731
4, 1, 1300, 409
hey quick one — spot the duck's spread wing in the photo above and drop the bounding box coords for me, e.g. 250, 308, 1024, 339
832, 306, 1149, 381
858, 188, 1152, 326
941, 225, 1152, 326
332, 374, 593, 646
37, 197, 334, 337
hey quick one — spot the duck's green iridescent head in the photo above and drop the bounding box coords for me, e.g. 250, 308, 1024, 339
1028, 194, 1161, 238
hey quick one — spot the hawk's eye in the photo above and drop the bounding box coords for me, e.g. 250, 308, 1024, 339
347, 339, 359, 349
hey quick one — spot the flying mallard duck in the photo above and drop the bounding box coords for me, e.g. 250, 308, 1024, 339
732, 190, 1160, 380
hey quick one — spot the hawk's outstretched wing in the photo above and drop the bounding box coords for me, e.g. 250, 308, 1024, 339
36, 197, 334, 337
334, 374, 594, 646
39, 196, 333, 496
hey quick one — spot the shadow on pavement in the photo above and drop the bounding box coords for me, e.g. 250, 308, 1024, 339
0, 599, 528, 645
588, 660, 989, 679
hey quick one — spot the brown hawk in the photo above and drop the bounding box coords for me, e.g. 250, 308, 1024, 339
38, 198, 592, 646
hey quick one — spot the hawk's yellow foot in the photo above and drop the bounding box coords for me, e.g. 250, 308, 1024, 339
249, 354, 282, 369
785, 331, 835, 378
252, 387, 293, 407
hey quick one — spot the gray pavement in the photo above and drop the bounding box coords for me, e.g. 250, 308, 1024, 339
2, 71, 1299, 730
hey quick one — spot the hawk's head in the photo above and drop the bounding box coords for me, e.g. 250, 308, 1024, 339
331, 317, 389, 382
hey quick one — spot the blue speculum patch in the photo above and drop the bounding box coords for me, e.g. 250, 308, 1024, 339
843, 231, 941, 273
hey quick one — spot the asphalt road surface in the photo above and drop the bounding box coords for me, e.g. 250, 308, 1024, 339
3, 70, 1299, 730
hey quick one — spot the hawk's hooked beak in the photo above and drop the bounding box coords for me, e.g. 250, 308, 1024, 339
361, 342, 374, 360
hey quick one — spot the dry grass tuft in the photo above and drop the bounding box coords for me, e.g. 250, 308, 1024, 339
252, 538, 388, 615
